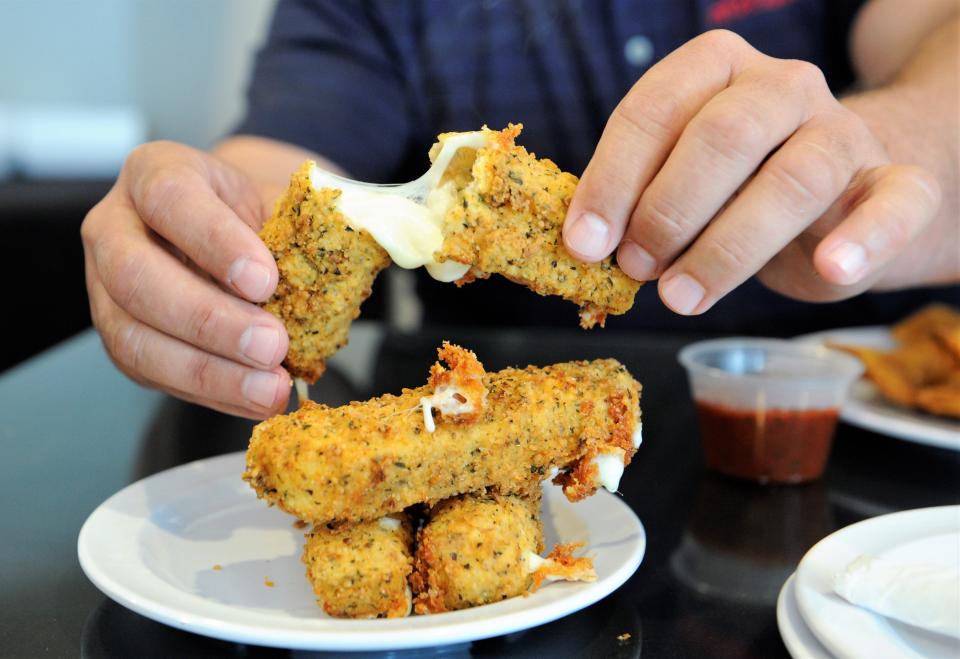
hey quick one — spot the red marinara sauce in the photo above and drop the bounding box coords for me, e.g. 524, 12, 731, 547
695, 401, 840, 484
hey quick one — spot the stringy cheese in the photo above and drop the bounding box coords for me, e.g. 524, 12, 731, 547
592, 449, 626, 493
419, 384, 475, 433
308, 132, 490, 282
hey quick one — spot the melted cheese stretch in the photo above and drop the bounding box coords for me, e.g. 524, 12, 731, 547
523, 552, 556, 577
308, 132, 489, 282
419, 384, 475, 433
592, 449, 626, 493
522, 551, 594, 583
294, 378, 310, 405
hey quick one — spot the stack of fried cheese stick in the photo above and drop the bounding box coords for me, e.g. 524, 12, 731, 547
259, 125, 641, 384
245, 343, 642, 617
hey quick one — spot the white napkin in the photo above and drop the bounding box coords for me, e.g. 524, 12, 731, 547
833, 554, 960, 639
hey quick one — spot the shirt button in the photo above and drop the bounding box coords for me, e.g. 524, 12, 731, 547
624, 34, 654, 68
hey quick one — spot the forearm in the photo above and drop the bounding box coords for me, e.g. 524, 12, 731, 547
842, 16, 959, 288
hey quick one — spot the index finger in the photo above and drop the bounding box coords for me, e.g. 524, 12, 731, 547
125, 143, 279, 302
563, 30, 763, 263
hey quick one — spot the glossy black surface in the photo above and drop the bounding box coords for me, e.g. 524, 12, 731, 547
0, 179, 110, 371
3, 327, 958, 658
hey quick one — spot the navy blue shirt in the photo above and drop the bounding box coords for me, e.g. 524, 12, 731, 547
237, 0, 958, 334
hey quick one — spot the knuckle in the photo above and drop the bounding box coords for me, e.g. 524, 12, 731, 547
878, 203, 915, 246
784, 59, 827, 91
125, 140, 177, 170
826, 109, 863, 144
110, 317, 146, 374
200, 213, 233, 259
696, 29, 748, 55
186, 302, 222, 346
615, 88, 683, 142
903, 165, 942, 208
764, 147, 843, 212
186, 353, 218, 394
103, 242, 148, 309
80, 203, 101, 248
138, 164, 191, 230
123, 142, 152, 171
705, 235, 753, 275
694, 108, 769, 162
635, 195, 690, 247
863, 193, 917, 251
87, 290, 108, 332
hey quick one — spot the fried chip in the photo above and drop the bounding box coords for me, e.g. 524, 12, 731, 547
830, 304, 960, 418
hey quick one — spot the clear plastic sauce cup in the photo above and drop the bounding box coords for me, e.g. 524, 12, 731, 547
678, 338, 864, 484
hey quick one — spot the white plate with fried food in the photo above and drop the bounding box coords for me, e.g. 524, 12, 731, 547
78, 452, 646, 651
798, 316, 960, 451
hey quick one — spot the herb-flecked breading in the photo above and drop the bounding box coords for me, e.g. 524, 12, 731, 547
302, 513, 414, 618
411, 492, 543, 613
436, 124, 642, 328
258, 162, 390, 383
259, 126, 641, 384
242, 352, 641, 525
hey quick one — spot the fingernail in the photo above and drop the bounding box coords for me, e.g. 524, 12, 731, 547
242, 370, 281, 408
825, 241, 868, 284
239, 326, 281, 367
617, 241, 658, 280
661, 274, 705, 315
228, 258, 272, 301
566, 212, 611, 260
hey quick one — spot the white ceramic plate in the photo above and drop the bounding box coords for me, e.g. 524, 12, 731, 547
794, 506, 960, 659
777, 573, 833, 659
78, 452, 646, 651
797, 327, 960, 451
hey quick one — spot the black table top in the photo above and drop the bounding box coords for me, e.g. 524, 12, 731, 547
3, 326, 958, 659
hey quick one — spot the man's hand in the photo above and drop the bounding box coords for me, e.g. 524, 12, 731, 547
81, 141, 291, 418
563, 29, 942, 315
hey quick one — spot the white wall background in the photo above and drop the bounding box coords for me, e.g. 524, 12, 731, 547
133, 0, 277, 146
0, 0, 277, 177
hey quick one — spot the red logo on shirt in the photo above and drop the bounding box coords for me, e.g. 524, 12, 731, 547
707, 0, 796, 24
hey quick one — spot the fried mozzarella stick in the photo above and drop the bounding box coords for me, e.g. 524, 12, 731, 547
259, 125, 641, 382
259, 174, 390, 383
302, 513, 414, 618
435, 125, 640, 329
412, 492, 543, 613
411, 491, 595, 613
244, 343, 642, 525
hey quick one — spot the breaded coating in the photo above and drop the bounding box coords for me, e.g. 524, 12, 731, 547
829, 303, 960, 417
422, 342, 488, 426
935, 325, 960, 361
243, 347, 641, 525
888, 337, 958, 384
259, 163, 390, 383
411, 492, 543, 613
830, 343, 919, 406
302, 513, 414, 618
529, 542, 597, 592
916, 372, 960, 418
891, 304, 960, 345
436, 125, 641, 328
259, 127, 642, 382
